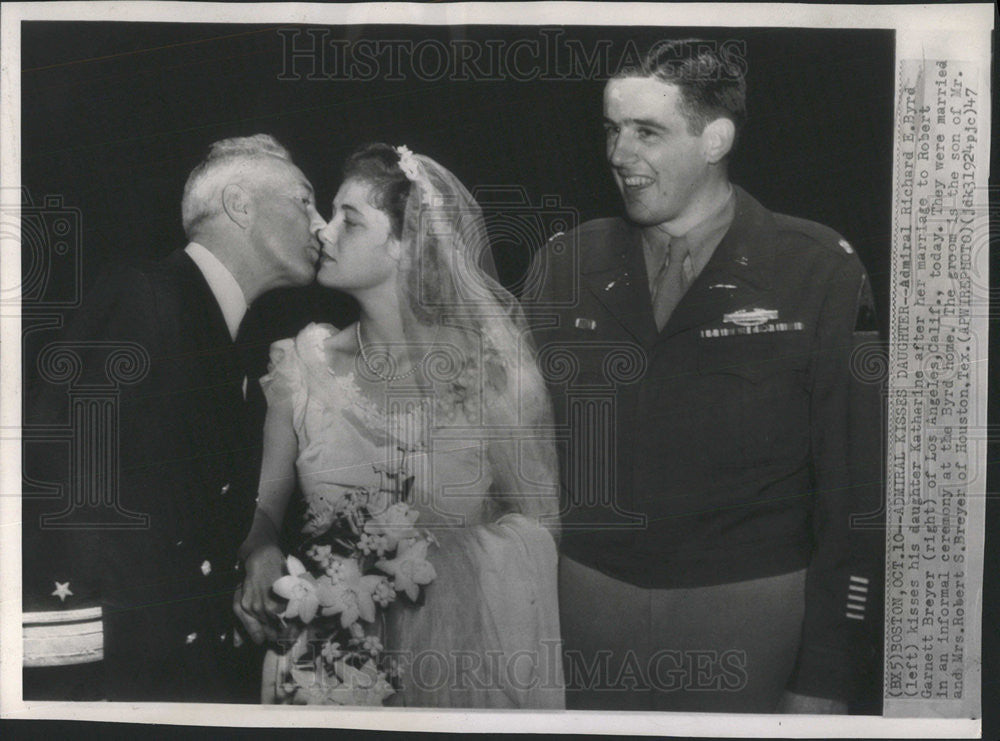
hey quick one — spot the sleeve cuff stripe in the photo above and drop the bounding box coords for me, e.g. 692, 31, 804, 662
23, 606, 101, 625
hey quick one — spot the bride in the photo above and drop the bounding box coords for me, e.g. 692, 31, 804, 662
234, 143, 564, 708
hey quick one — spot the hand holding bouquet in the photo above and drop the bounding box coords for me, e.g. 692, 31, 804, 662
270, 450, 436, 705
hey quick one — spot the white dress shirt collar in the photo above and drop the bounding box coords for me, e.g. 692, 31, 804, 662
184, 242, 248, 341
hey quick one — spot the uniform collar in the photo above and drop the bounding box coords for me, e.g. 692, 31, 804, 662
584, 185, 774, 284
184, 242, 248, 341
641, 184, 736, 281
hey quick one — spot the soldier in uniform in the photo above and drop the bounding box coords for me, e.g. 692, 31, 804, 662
524, 41, 882, 713
23, 134, 326, 702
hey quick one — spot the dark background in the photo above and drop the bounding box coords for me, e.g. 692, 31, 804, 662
20, 22, 894, 383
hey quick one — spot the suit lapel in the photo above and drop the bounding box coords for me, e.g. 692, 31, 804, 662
581, 223, 658, 349
164, 249, 246, 440
165, 249, 232, 334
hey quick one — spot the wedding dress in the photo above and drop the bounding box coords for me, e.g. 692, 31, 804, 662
259, 322, 565, 708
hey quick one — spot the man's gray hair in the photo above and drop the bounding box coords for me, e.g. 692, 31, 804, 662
181, 134, 292, 238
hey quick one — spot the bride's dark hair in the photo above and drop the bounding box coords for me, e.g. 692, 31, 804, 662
342, 143, 411, 239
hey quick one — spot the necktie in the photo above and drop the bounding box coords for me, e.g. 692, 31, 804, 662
652, 235, 690, 331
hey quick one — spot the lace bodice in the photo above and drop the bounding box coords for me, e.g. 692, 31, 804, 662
260, 323, 496, 531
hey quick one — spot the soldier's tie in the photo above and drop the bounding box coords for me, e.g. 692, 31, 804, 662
652, 235, 690, 331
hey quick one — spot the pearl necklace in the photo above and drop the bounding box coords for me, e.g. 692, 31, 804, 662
355, 322, 433, 382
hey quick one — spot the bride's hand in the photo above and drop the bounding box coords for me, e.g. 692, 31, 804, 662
233, 543, 285, 645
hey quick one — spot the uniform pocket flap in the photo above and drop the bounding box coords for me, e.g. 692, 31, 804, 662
697, 336, 807, 383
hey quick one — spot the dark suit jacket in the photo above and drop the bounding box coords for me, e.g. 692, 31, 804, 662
24, 248, 260, 702
524, 187, 883, 702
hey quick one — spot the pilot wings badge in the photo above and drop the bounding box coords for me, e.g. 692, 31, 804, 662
722, 308, 779, 327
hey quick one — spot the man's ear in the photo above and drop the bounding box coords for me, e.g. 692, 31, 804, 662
702, 118, 736, 164
222, 184, 252, 228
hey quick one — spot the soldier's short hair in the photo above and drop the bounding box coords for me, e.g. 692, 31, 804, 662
181, 133, 292, 239
615, 40, 747, 151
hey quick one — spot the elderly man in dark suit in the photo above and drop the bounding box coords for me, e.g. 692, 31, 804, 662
24, 134, 326, 702
525, 41, 882, 714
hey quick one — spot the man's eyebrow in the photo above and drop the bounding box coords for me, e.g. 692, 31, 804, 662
603, 115, 668, 130
625, 117, 668, 131
340, 203, 363, 217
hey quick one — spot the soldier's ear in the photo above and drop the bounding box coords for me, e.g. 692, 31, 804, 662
702, 118, 736, 164
222, 184, 252, 229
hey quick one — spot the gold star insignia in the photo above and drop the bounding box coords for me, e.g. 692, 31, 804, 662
51, 581, 73, 602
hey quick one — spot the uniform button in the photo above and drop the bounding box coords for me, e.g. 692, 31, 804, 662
219, 632, 228, 643
201, 560, 212, 576
176, 540, 184, 547
186, 632, 198, 644
220, 482, 230, 495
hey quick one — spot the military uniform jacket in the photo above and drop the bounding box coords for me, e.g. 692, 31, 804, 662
24, 249, 260, 702
524, 186, 882, 701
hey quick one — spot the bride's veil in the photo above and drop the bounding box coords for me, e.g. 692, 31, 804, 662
393, 149, 560, 535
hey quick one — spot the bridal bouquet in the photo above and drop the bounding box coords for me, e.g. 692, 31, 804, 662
271, 449, 437, 705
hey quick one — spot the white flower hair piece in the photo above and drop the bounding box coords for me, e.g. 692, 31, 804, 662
395, 145, 421, 181
395, 145, 434, 206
